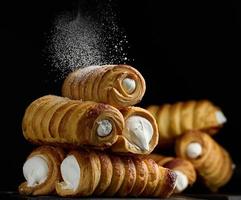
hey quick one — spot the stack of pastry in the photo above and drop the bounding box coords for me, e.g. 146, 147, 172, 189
147, 100, 234, 192
175, 131, 233, 192
19, 65, 177, 198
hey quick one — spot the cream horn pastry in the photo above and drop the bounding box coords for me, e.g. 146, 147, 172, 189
22, 95, 124, 149
18, 146, 65, 195
147, 100, 226, 147
56, 150, 177, 197
175, 131, 233, 191
111, 106, 159, 154
62, 64, 146, 108
147, 154, 196, 193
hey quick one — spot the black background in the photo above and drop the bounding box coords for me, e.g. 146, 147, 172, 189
1, 0, 241, 193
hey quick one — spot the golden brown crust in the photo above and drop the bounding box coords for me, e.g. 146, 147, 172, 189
22, 95, 55, 143
175, 131, 233, 191
49, 100, 80, 140
141, 159, 160, 196
147, 100, 223, 147
93, 152, 113, 195
56, 150, 176, 197
147, 154, 196, 187
153, 167, 177, 198
111, 106, 159, 154
147, 154, 173, 166
22, 95, 124, 149
55, 150, 101, 197
18, 146, 65, 195
116, 157, 136, 196
129, 157, 148, 196
103, 155, 125, 196
62, 65, 146, 108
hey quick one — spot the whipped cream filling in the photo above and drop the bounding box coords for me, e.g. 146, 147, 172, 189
23, 155, 49, 187
186, 142, 203, 159
122, 78, 136, 93
174, 170, 189, 193
60, 155, 80, 191
97, 120, 112, 137
125, 115, 153, 151
215, 111, 227, 125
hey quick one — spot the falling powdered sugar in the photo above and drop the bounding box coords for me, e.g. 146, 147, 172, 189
46, 1, 132, 79
47, 13, 105, 78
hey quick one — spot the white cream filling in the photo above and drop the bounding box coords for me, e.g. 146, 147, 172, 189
97, 120, 112, 137
174, 170, 189, 193
60, 155, 80, 191
186, 142, 203, 159
23, 155, 49, 187
125, 116, 153, 151
122, 78, 136, 93
215, 111, 227, 124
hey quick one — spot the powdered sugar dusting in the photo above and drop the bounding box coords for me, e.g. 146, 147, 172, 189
47, 13, 105, 79
46, 1, 132, 80
76, 65, 105, 75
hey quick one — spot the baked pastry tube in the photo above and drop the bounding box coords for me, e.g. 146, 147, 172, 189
147, 154, 196, 193
175, 131, 234, 191
111, 106, 159, 154
147, 100, 227, 146
56, 150, 101, 196
18, 146, 65, 195
56, 150, 176, 197
62, 64, 146, 108
22, 95, 124, 148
